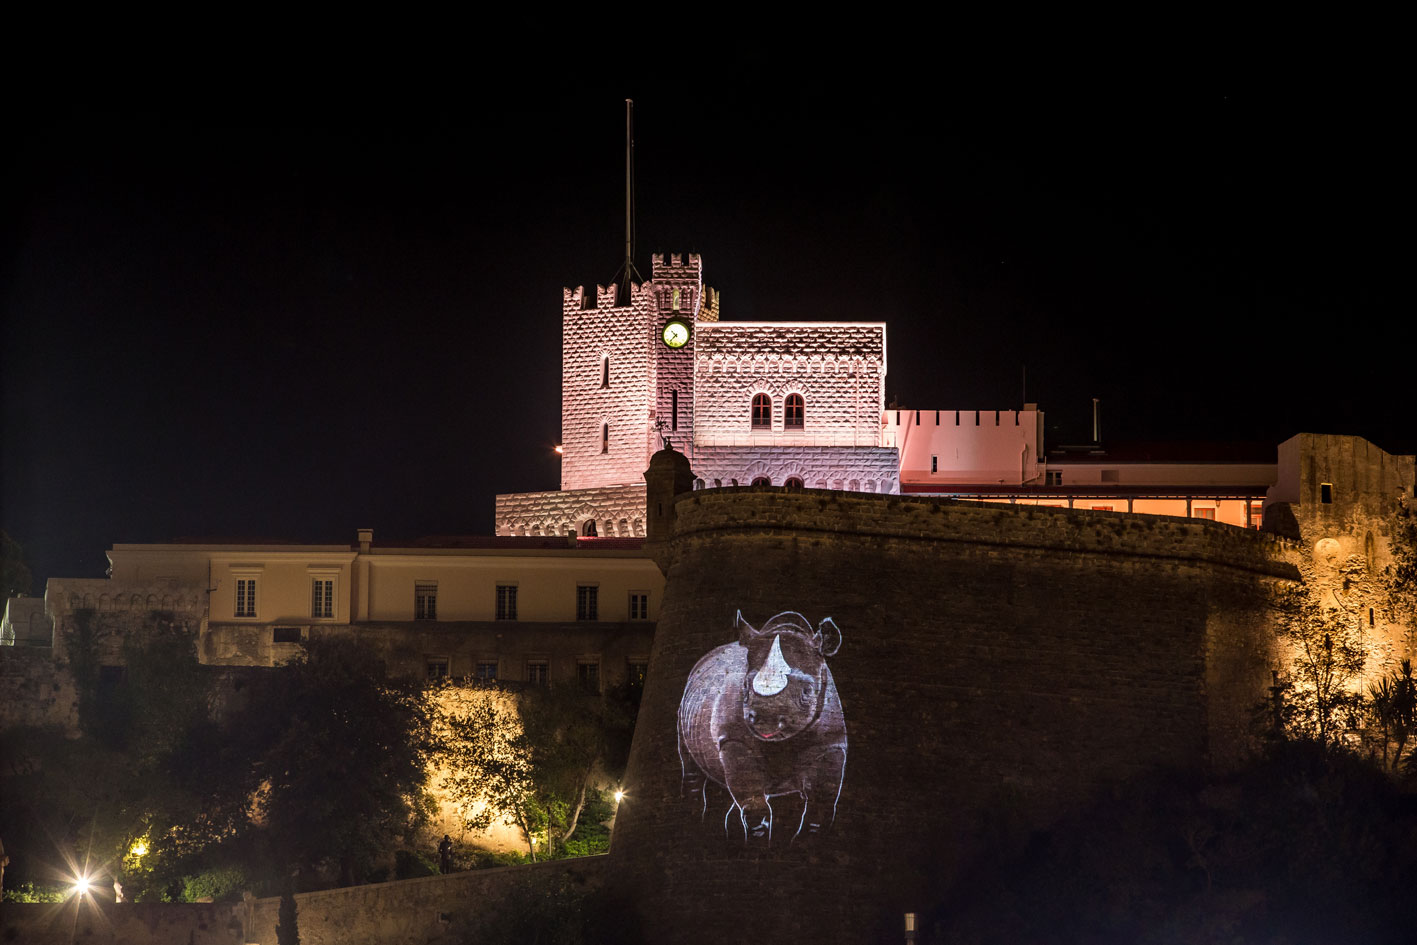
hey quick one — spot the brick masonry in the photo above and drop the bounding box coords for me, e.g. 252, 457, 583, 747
611, 482, 1299, 944
495, 483, 647, 536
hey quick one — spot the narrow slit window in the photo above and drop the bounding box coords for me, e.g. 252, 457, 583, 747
1320, 482, 1333, 503
601, 356, 609, 388
601, 423, 609, 453
672, 390, 679, 431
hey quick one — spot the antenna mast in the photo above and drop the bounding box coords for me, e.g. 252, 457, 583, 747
613, 98, 642, 303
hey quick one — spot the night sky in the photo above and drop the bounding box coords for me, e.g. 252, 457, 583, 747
3, 38, 1408, 585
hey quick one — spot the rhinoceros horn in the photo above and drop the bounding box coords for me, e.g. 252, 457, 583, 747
752, 634, 791, 696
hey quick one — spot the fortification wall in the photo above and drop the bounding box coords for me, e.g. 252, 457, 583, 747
613, 485, 1298, 944
0, 901, 243, 945
241, 855, 608, 944
691, 444, 899, 492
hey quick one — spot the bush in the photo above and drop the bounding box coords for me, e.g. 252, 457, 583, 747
394, 849, 438, 879
2, 882, 67, 902
181, 865, 249, 902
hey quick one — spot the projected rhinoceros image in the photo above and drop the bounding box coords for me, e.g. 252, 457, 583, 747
677, 610, 847, 843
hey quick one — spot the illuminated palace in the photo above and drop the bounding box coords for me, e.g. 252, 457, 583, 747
496, 252, 1280, 538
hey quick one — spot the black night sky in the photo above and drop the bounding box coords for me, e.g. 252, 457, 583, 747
3, 35, 1409, 585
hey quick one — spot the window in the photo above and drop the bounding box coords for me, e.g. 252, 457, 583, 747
475, 661, 498, 683
1194, 507, 1216, 520
311, 578, 334, 619
601, 423, 609, 453
235, 578, 258, 618
1046, 470, 1062, 487
1092, 505, 1114, 512
601, 356, 610, 388
931, 455, 938, 474
628, 660, 648, 686
273, 626, 302, 643
785, 477, 804, 489
527, 660, 549, 687
751, 476, 770, 486
1249, 502, 1264, 529
582, 519, 598, 537
496, 584, 517, 620
426, 657, 450, 681
577, 585, 598, 621
629, 592, 649, 620
1320, 482, 1333, 503
672, 390, 679, 431
577, 660, 600, 693
415, 582, 438, 620
751, 393, 771, 430
784, 394, 804, 429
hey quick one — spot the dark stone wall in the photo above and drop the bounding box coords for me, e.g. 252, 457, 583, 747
610, 487, 1298, 944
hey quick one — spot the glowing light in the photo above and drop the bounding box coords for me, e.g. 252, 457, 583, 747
71, 875, 92, 897
130, 839, 148, 857
613, 789, 625, 803
553, 444, 564, 454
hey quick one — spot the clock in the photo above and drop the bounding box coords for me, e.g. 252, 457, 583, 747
662, 318, 690, 349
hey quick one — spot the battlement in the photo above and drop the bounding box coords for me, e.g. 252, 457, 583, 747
651, 253, 704, 282
561, 282, 649, 312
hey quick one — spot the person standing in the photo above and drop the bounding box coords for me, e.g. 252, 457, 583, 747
437, 835, 453, 874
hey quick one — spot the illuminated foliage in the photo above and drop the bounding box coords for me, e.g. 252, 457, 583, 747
1367, 660, 1417, 772
436, 683, 636, 861
436, 687, 538, 858
1384, 498, 1417, 634
1273, 587, 1368, 748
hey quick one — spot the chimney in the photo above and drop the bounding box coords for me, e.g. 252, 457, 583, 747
357, 529, 373, 554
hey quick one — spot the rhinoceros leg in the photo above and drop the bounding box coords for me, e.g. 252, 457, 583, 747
677, 725, 709, 816
796, 746, 847, 839
719, 739, 772, 842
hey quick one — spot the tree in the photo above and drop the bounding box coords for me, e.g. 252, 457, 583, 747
1368, 660, 1417, 771
251, 637, 433, 886
1384, 497, 1417, 637
436, 682, 637, 861
1274, 587, 1368, 747
0, 530, 33, 599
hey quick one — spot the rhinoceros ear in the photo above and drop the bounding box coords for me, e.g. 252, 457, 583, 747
815, 617, 842, 657
736, 610, 758, 645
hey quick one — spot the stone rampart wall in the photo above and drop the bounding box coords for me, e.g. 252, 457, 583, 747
0, 901, 243, 945
242, 855, 608, 944
613, 486, 1298, 944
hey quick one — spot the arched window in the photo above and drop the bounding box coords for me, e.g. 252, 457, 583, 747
751, 476, 770, 486
751, 393, 772, 430
601, 423, 609, 453
785, 476, 804, 489
582, 520, 598, 537
784, 393, 804, 429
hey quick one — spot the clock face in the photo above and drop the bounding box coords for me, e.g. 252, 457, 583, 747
662, 319, 690, 349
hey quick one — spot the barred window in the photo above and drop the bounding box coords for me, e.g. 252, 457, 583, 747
577, 585, 598, 621
311, 579, 334, 619
235, 578, 257, 618
415, 582, 438, 620
577, 660, 600, 693
496, 584, 517, 620
526, 660, 549, 687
